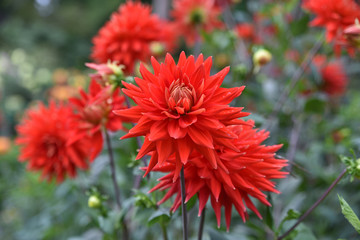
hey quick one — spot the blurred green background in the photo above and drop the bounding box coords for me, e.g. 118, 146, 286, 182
1, 0, 360, 239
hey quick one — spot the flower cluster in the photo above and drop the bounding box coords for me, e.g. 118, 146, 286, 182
16, 103, 93, 183
303, 0, 360, 54
16, 63, 126, 183
171, 0, 224, 46
91, 1, 175, 74
149, 121, 288, 230
115, 52, 288, 228
114, 52, 250, 180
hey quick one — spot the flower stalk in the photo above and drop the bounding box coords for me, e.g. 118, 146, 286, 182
264, 36, 324, 130
180, 166, 188, 240
104, 129, 129, 240
198, 207, 206, 240
278, 168, 347, 240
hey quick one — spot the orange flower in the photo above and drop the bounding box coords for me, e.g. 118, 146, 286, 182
172, 0, 224, 46
91, 1, 174, 74
114, 52, 249, 180
149, 121, 288, 230
16, 102, 93, 183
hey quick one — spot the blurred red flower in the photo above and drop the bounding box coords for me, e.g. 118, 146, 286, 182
91, 1, 174, 74
235, 23, 261, 43
70, 79, 126, 160
313, 55, 348, 96
303, 0, 360, 53
16, 102, 93, 183
149, 121, 288, 230
172, 0, 223, 46
114, 52, 249, 180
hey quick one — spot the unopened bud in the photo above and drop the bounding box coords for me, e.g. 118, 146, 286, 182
344, 19, 360, 48
88, 195, 101, 208
150, 42, 165, 56
253, 49, 272, 66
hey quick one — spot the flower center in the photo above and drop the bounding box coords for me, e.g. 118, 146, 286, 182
189, 8, 206, 25
168, 80, 194, 113
43, 136, 61, 158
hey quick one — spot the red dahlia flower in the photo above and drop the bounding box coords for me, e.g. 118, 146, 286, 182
16, 102, 92, 183
303, 0, 360, 49
114, 52, 249, 180
235, 23, 260, 43
149, 121, 288, 230
172, 0, 224, 46
313, 55, 348, 96
91, 1, 174, 74
70, 80, 126, 160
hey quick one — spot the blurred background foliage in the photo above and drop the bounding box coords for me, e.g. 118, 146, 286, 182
1, 0, 360, 239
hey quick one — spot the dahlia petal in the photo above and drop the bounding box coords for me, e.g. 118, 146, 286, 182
137, 137, 156, 160
212, 86, 245, 104
178, 51, 187, 67
195, 54, 204, 68
122, 117, 153, 139
67, 147, 87, 169
185, 180, 204, 203
198, 188, 210, 216
168, 119, 187, 139
211, 196, 222, 228
243, 195, 262, 219
177, 137, 192, 164
90, 131, 103, 161
151, 56, 161, 75
210, 177, 221, 201
197, 146, 217, 169
179, 115, 197, 128
188, 127, 214, 149
149, 120, 169, 141
113, 106, 143, 122
157, 140, 173, 165
144, 151, 158, 177
172, 159, 183, 182
191, 94, 205, 111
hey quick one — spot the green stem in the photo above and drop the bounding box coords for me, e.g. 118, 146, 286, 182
180, 166, 188, 240
278, 168, 347, 240
198, 208, 206, 240
104, 130, 129, 240
161, 222, 169, 240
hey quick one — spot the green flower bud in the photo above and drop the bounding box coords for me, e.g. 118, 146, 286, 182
88, 195, 101, 208
253, 49, 272, 67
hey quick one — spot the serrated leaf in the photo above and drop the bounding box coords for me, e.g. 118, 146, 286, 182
338, 195, 360, 234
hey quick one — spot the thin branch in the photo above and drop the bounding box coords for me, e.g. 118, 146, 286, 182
278, 168, 347, 240
104, 130, 129, 240
263, 36, 324, 130
180, 166, 188, 240
286, 116, 303, 172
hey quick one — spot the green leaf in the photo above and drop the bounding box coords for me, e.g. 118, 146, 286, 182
207, 228, 228, 240
338, 195, 360, 234
304, 98, 326, 114
276, 209, 301, 236
147, 208, 171, 227
290, 15, 310, 36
